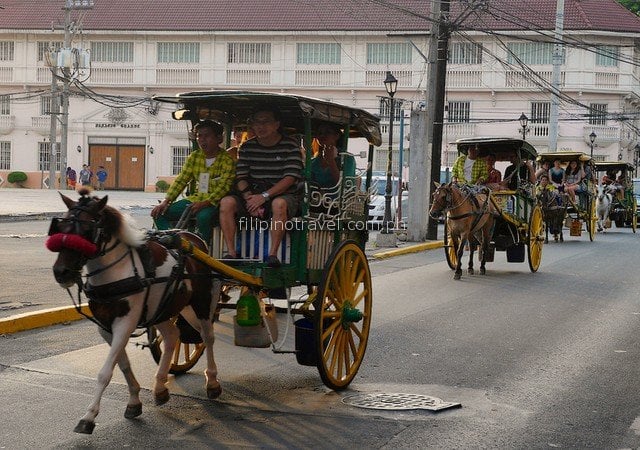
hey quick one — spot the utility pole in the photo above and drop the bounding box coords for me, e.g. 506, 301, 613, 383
426, 0, 450, 240
48, 72, 59, 190
548, 0, 565, 152
60, 3, 73, 180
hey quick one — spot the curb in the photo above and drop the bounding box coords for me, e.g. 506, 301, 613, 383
0, 305, 91, 335
0, 241, 442, 335
371, 241, 443, 259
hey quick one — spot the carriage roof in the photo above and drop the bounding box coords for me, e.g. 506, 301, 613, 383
593, 161, 635, 173
454, 137, 538, 161
153, 90, 382, 146
536, 151, 592, 163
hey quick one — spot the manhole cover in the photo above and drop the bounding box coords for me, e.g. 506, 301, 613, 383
342, 393, 461, 411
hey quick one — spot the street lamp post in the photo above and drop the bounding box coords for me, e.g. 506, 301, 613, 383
376, 71, 398, 247
519, 113, 529, 140
382, 71, 397, 234
589, 131, 597, 158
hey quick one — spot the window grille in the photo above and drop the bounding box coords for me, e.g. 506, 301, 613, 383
366, 43, 412, 65
448, 43, 483, 64
595, 45, 619, 67
589, 103, 608, 125
296, 43, 341, 64
227, 43, 271, 64
448, 101, 471, 123
172, 146, 190, 175
38, 142, 62, 171
0, 41, 14, 61
507, 42, 563, 65
157, 42, 200, 64
531, 102, 551, 123
91, 41, 134, 63
0, 141, 10, 170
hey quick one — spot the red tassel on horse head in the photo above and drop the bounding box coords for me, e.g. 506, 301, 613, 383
46, 232, 98, 257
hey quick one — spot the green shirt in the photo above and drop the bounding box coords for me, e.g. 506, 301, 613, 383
452, 154, 489, 184
310, 153, 356, 188
165, 148, 236, 206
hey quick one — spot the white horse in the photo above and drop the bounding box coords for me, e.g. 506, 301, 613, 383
596, 183, 613, 232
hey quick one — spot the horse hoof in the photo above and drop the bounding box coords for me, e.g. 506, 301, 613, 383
124, 403, 142, 419
207, 385, 222, 399
453, 273, 462, 280
74, 419, 95, 434
468, 268, 474, 275
154, 389, 170, 406
480, 268, 486, 275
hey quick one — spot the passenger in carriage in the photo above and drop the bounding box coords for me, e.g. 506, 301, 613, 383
451, 144, 488, 186
151, 120, 236, 245
226, 125, 254, 162
219, 105, 304, 268
535, 174, 557, 196
563, 160, 585, 203
503, 154, 535, 190
310, 121, 356, 188
549, 158, 565, 190
535, 160, 550, 181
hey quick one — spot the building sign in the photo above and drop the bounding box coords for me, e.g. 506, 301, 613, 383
95, 123, 141, 128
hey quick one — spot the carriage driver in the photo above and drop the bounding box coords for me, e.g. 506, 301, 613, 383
151, 120, 236, 244
451, 144, 489, 185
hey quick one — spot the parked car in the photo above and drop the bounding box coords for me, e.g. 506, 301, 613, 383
367, 175, 408, 229
634, 178, 640, 220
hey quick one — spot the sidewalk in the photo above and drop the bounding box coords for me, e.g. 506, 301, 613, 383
0, 188, 442, 335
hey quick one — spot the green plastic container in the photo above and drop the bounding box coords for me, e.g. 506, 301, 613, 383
236, 294, 261, 326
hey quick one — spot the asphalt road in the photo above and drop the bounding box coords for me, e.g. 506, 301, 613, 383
2, 219, 640, 448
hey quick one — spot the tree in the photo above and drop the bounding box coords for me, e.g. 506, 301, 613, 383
618, 0, 640, 15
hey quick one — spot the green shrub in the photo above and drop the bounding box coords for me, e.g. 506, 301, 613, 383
7, 171, 27, 186
155, 180, 170, 193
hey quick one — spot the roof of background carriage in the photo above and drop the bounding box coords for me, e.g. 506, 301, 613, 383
154, 90, 382, 145
537, 151, 592, 163
0, 0, 638, 33
454, 137, 538, 161
593, 161, 636, 172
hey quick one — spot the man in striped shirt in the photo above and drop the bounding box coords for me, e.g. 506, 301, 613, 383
151, 120, 235, 244
219, 106, 304, 267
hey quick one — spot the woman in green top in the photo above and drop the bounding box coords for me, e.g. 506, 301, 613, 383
310, 121, 356, 188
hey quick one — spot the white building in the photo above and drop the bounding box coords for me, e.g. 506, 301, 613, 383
0, 0, 638, 190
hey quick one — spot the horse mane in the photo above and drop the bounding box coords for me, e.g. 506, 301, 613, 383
76, 188, 146, 248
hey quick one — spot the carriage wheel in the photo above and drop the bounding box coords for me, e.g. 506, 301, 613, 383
444, 219, 459, 271
314, 240, 372, 391
147, 320, 205, 375
527, 204, 544, 273
587, 199, 597, 242
632, 201, 637, 233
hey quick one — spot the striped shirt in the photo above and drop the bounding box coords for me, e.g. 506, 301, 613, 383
236, 135, 303, 192
165, 148, 236, 205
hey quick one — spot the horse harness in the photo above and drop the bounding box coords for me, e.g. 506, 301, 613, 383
57, 197, 196, 333
443, 184, 495, 233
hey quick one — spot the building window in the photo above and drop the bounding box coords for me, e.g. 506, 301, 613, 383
448, 43, 483, 64
296, 43, 341, 64
507, 42, 563, 65
91, 41, 134, 63
367, 43, 412, 65
0, 141, 10, 170
38, 142, 62, 172
37, 41, 63, 62
589, 103, 608, 125
531, 102, 551, 123
0, 41, 14, 61
40, 96, 53, 115
157, 42, 200, 64
378, 98, 402, 121
448, 101, 471, 123
595, 45, 619, 67
227, 43, 271, 64
172, 146, 190, 175
0, 95, 10, 115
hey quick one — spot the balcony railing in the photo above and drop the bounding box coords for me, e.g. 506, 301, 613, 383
446, 70, 483, 88
31, 116, 55, 135
505, 71, 564, 88
295, 69, 340, 86
89, 67, 134, 84
156, 68, 199, 85
0, 115, 15, 134
595, 72, 619, 88
365, 70, 412, 87
226, 69, 270, 85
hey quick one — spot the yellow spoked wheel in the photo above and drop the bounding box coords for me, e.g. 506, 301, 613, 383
314, 240, 372, 391
444, 219, 459, 271
527, 204, 544, 273
147, 318, 205, 375
588, 199, 597, 242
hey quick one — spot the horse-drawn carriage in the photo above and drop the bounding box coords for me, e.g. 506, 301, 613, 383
47, 91, 379, 433
431, 138, 545, 279
593, 161, 637, 232
537, 152, 598, 241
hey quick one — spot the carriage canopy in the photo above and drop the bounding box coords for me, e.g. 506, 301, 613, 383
593, 161, 635, 174
454, 137, 538, 162
153, 90, 382, 147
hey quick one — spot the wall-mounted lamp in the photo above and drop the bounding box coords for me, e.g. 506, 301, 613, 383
76, 145, 82, 153
148, 146, 154, 154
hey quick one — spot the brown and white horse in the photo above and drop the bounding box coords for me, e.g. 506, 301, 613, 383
47, 189, 220, 434
537, 188, 568, 243
429, 182, 496, 280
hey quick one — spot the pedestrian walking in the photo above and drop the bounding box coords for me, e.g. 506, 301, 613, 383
96, 166, 108, 190
65, 166, 77, 190
79, 164, 92, 187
